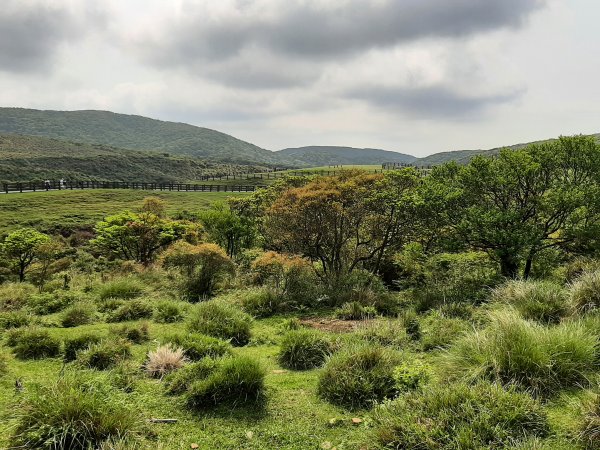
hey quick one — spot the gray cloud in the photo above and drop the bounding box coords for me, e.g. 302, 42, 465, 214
348, 84, 524, 119
0, 1, 106, 73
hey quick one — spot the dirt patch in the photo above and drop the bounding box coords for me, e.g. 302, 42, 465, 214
300, 318, 364, 333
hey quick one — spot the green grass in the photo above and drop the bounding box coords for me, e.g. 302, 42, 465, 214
0, 190, 247, 232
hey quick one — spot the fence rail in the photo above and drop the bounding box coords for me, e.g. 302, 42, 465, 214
1, 181, 267, 194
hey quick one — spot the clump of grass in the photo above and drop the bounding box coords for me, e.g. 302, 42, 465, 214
420, 312, 470, 351
109, 361, 140, 393
112, 322, 150, 344
0, 310, 31, 330
570, 270, 600, 314
317, 343, 401, 409
493, 280, 569, 323
279, 317, 302, 332
63, 333, 103, 362
145, 344, 186, 379
153, 300, 185, 323
187, 301, 252, 346
0, 282, 35, 310
60, 303, 96, 328
278, 329, 332, 370
10, 374, 145, 449
239, 287, 282, 318
185, 356, 266, 409
7, 327, 61, 360
355, 319, 409, 349
335, 301, 377, 320
107, 300, 153, 323
164, 358, 217, 395
77, 339, 132, 370
97, 278, 144, 300
27, 292, 74, 315
443, 310, 597, 398
0, 351, 8, 375
393, 359, 432, 392
580, 392, 600, 449
372, 382, 548, 449
164, 333, 232, 361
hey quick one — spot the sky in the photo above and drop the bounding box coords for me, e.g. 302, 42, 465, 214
0, 0, 598, 156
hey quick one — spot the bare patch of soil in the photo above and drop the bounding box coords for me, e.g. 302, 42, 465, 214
300, 317, 364, 333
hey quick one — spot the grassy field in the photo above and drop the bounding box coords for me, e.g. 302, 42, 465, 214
0, 190, 246, 232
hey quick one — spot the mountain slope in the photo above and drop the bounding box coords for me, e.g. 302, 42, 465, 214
0, 108, 293, 166
277, 146, 416, 166
0, 134, 268, 183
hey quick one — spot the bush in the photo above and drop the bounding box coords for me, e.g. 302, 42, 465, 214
443, 310, 597, 398
185, 356, 266, 409
0, 282, 35, 310
97, 278, 144, 300
335, 301, 377, 320
278, 329, 332, 370
153, 300, 185, 323
145, 345, 186, 378
9, 328, 61, 360
571, 270, 600, 314
27, 292, 74, 315
61, 304, 96, 328
317, 344, 401, 409
164, 357, 217, 395
372, 382, 548, 449
580, 393, 600, 449
77, 339, 132, 370
393, 359, 431, 392
10, 374, 144, 449
164, 333, 231, 361
112, 322, 150, 344
187, 302, 252, 346
63, 333, 102, 362
0, 310, 30, 330
107, 300, 153, 323
420, 312, 470, 351
493, 280, 569, 323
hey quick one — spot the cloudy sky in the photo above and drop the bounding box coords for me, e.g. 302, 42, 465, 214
0, 0, 597, 156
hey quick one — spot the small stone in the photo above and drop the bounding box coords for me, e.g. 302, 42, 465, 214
321, 442, 332, 449
191, 444, 199, 449
351, 417, 363, 425
246, 431, 254, 439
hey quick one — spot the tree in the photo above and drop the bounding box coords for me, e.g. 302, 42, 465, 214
2, 228, 51, 281
162, 242, 235, 300
30, 239, 70, 291
198, 202, 256, 257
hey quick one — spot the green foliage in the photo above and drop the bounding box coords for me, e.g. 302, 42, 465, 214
27, 292, 74, 315
326, 270, 398, 313
570, 270, 600, 313
185, 356, 266, 409
580, 393, 600, 449
0, 310, 30, 330
2, 228, 51, 281
0, 350, 8, 376
420, 311, 471, 351
187, 301, 252, 346
355, 319, 409, 349
165, 333, 232, 361
164, 357, 217, 396
198, 202, 256, 257
97, 278, 144, 300
112, 322, 150, 344
443, 310, 598, 397
8, 328, 61, 360
106, 300, 153, 323
0, 282, 35, 310
334, 301, 377, 320
238, 287, 282, 318
278, 329, 332, 370
372, 382, 549, 449
63, 333, 102, 362
393, 359, 431, 392
317, 344, 401, 409
60, 303, 96, 328
492, 280, 569, 323
10, 373, 144, 449
76, 339, 132, 370
153, 300, 185, 323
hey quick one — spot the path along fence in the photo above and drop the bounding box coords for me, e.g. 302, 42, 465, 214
2, 180, 267, 194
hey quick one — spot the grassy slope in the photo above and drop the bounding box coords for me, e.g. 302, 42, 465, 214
0, 190, 246, 232
0, 108, 295, 166
277, 146, 416, 166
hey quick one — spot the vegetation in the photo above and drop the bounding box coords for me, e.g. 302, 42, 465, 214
278, 329, 332, 370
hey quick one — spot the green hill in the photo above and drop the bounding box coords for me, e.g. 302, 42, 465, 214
0, 108, 294, 166
276, 146, 416, 166
0, 134, 269, 183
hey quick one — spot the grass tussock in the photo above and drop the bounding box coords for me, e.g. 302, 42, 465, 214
278, 329, 332, 370
145, 344, 186, 379
570, 270, 600, 314
187, 301, 252, 346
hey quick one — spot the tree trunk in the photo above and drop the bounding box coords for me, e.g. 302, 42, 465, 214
523, 257, 533, 280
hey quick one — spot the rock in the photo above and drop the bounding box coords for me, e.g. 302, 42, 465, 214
351, 417, 363, 425
191, 444, 199, 449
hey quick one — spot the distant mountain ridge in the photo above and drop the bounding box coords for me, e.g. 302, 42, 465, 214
277, 146, 416, 166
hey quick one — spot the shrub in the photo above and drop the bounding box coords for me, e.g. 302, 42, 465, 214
97, 278, 144, 300
372, 382, 548, 449
0, 282, 35, 311
317, 344, 401, 409
164, 357, 217, 395
112, 322, 150, 344
153, 300, 185, 323
164, 333, 231, 361
571, 270, 600, 314
10, 374, 144, 449
9, 328, 61, 360
60, 304, 96, 328
493, 280, 569, 323
278, 329, 332, 370
185, 356, 266, 409
107, 300, 153, 323
580, 393, 600, 449
187, 302, 252, 346
443, 310, 597, 397
27, 292, 74, 315
77, 339, 132, 370
63, 333, 102, 362
0, 310, 30, 330
335, 301, 377, 320
145, 345, 186, 378
393, 359, 432, 392
420, 312, 470, 351
355, 319, 409, 349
